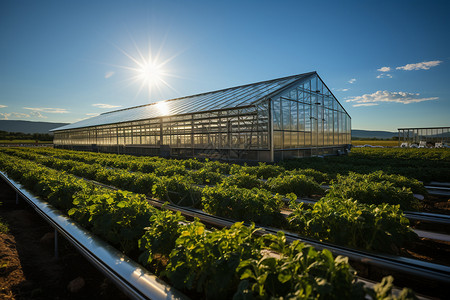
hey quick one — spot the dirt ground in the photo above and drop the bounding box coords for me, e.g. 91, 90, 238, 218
0, 180, 129, 300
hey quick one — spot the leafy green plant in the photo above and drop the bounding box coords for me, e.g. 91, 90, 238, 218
164, 221, 262, 299
231, 163, 285, 179
286, 168, 330, 184
152, 175, 202, 207
346, 171, 427, 195
187, 168, 224, 185
265, 174, 324, 198
327, 175, 420, 211
139, 209, 185, 270
288, 198, 418, 254
235, 234, 364, 299
201, 185, 285, 227
0, 217, 9, 234
222, 173, 263, 189
69, 190, 156, 254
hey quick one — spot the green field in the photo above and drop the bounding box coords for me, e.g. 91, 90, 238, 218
0, 139, 52, 144
351, 140, 398, 147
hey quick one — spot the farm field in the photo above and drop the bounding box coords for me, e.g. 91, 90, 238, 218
351, 140, 399, 147
0, 146, 449, 299
0, 140, 52, 144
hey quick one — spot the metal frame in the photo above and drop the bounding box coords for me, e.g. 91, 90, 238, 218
0, 172, 187, 300
398, 127, 450, 146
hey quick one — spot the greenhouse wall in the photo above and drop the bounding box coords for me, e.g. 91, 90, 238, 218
270, 74, 351, 160
54, 104, 272, 161
53, 72, 351, 162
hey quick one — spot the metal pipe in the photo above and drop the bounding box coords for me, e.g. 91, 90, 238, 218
0, 172, 188, 300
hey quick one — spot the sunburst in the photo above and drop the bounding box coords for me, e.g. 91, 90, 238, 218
112, 38, 181, 100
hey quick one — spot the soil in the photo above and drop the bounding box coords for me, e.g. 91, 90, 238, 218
0, 180, 129, 300
421, 194, 450, 215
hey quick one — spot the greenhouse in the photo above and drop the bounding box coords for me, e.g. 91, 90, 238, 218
51, 72, 351, 161
398, 126, 450, 147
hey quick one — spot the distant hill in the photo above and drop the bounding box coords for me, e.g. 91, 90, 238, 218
352, 129, 396, 139
0, 120, 69, 134
0, 121, 399, 139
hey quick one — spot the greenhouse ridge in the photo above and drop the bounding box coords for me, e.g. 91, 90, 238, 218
100, 72, 319, 116
52, 72, 351, 161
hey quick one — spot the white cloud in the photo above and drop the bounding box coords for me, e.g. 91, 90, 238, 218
29, 111, 47, 118
0, 113, 11, 120
86, 113, 100, 117
0, 112, 34, 119
346, 90, 438, 107
376, 73, 393, 79
105, 71, 115, 79
92, 103, 122, 109
396, 60, 442, 71
23, 107, 69, 114
377, 66, 391, 72
353, 103, 379, 107
11, 112, 30, 118
348, 78, 356, 84
336, 88, 349, 92
0, 105, 7, 109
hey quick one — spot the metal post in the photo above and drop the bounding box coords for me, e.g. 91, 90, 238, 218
54, 229, 59, 259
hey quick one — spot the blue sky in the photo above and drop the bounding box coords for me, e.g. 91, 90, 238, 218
1, 0, 449, 132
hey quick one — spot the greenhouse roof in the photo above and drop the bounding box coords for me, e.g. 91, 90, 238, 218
52, 72, 316, 131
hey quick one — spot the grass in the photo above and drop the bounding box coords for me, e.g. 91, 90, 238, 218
351, 140, 398, 147
0, 221, 8, 234
0, 216, 9, 234
0, 140, 52, 144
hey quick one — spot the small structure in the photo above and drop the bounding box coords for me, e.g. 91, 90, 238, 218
51, 72, 351, 161
398, 127, 450, 147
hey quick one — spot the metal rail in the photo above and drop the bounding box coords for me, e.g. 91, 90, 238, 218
0, 172, 188, 300
424, 185, 450, 197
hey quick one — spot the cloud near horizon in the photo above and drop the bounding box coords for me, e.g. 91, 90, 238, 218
29, 111, 47, 118
353, 103, 379, 107
346, 90, 438, 107
396, 60, 442, 71
0, 113, 11, 120
92, 103, 122, 109
0, 112, 45, 120
0, 105, 7, 109
23, 107, 69, 114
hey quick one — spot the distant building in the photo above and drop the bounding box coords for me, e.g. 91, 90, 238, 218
398, 127, 450, 147
52, 72, 351, 161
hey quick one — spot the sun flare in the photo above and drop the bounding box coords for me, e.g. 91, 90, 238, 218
137, 60, 164, 86
113, 39, 181, 99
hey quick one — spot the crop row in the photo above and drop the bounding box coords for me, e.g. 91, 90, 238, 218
1, 148, 418, 255
281, 148, 450, 182
0, 152, 416, 299
3, 146, 426, 199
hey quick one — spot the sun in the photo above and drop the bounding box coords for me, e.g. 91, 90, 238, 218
137, 60, 164, 86
112, 39, 181, 99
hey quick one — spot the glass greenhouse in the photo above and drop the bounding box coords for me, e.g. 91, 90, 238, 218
52, 72, 351, 161
398, 127, 450, 147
